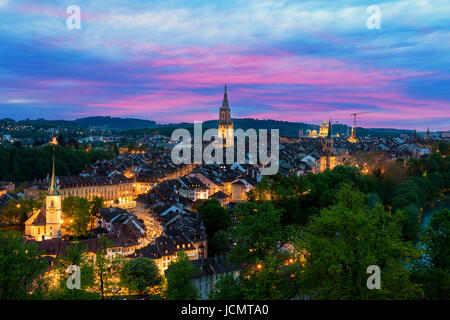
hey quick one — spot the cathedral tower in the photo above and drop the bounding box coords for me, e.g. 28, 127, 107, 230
218, 84, 234, 146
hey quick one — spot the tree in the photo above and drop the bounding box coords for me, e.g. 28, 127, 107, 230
390, 180, 423, 211
0, 200, 24, 224
196, 198, 231, 237
367, 193, 382, 209
89, 196, 104, 228
120, 257, 162, 296
196, 199, 232, 257
0, 195, 44, 225
208, 230, 231, 257
62, 196, 94, 237
294, 184, 422, 299
240, 256, 298, 300
209, 274, 243, 300
94, 237, 123, 299
165, 252, 199, 300
0, 231, 46, 300
52, 241, 95, 299
230, 201, 284, 264
411, 209, 450, 299
397, 204, 420, 242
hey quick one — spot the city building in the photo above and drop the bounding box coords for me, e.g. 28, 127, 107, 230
24, 175, 135, 209
191, 256, 241, 299
178, 176, 209, 201
131, 212, 208, 274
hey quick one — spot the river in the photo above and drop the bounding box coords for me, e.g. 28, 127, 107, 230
420, 197, 450, 228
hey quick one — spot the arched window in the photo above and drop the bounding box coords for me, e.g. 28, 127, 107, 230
50, 200, 54, 207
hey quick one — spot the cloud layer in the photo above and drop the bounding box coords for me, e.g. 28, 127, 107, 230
0, 0, 449, 129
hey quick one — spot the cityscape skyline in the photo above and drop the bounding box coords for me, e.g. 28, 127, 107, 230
0, 0, 449, 130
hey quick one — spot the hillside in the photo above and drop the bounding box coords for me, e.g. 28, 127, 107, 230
14, 116, 157, 131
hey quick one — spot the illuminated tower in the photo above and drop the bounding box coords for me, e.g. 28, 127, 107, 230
218, 84, 234, 146
347, 127, 357, 143
325, 119, 334, 170
45, 146, 62, 239
319, 120, 329, 138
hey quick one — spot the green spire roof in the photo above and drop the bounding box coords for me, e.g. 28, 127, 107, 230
48, 147, 60, 195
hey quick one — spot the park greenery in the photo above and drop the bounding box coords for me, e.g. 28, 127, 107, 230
0, 144, 114, 183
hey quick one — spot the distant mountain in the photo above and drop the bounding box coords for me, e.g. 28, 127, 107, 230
120, 118, 414, 138
15, 116, 157, 131
6, 116, 415, 137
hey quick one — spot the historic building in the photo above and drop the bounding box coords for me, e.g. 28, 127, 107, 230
319, 120, 329, 138
25, 150, 62, 241
24, 175, 135, 209
131, 209, 208, 274
218, 85, 234, 146
191, 256, 241, 299
318, 119, 346, 172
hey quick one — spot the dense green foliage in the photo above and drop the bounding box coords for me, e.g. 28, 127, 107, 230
196, 199, 232, 256
249, 165, 378, 226
94, 237, 124, 299
48, 242, 97, 299
411, 209, 450, 299
295, 185, 422, 299
62, 196, 104, 237
0, 231, 46, 300
0, 145, 113, 183
120, 257, 162, 295
165, 252, 199, 300
222, 142, 449, 300
0, 194, 44, 224
230, 201, 284, 264
209, 274, 243, 300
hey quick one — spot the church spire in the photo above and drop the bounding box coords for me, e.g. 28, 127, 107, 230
221, 84, 229, 109
48, 146, 60, 195
327, 119, 332, 138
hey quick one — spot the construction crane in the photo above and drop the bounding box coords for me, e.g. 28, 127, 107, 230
350, 112, 370, 129
348, 112, 370, 142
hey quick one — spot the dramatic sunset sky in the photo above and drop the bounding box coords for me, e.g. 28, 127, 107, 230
0, 0, 449, 130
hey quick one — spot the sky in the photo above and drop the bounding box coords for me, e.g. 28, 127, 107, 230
0, 0, 449, 130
